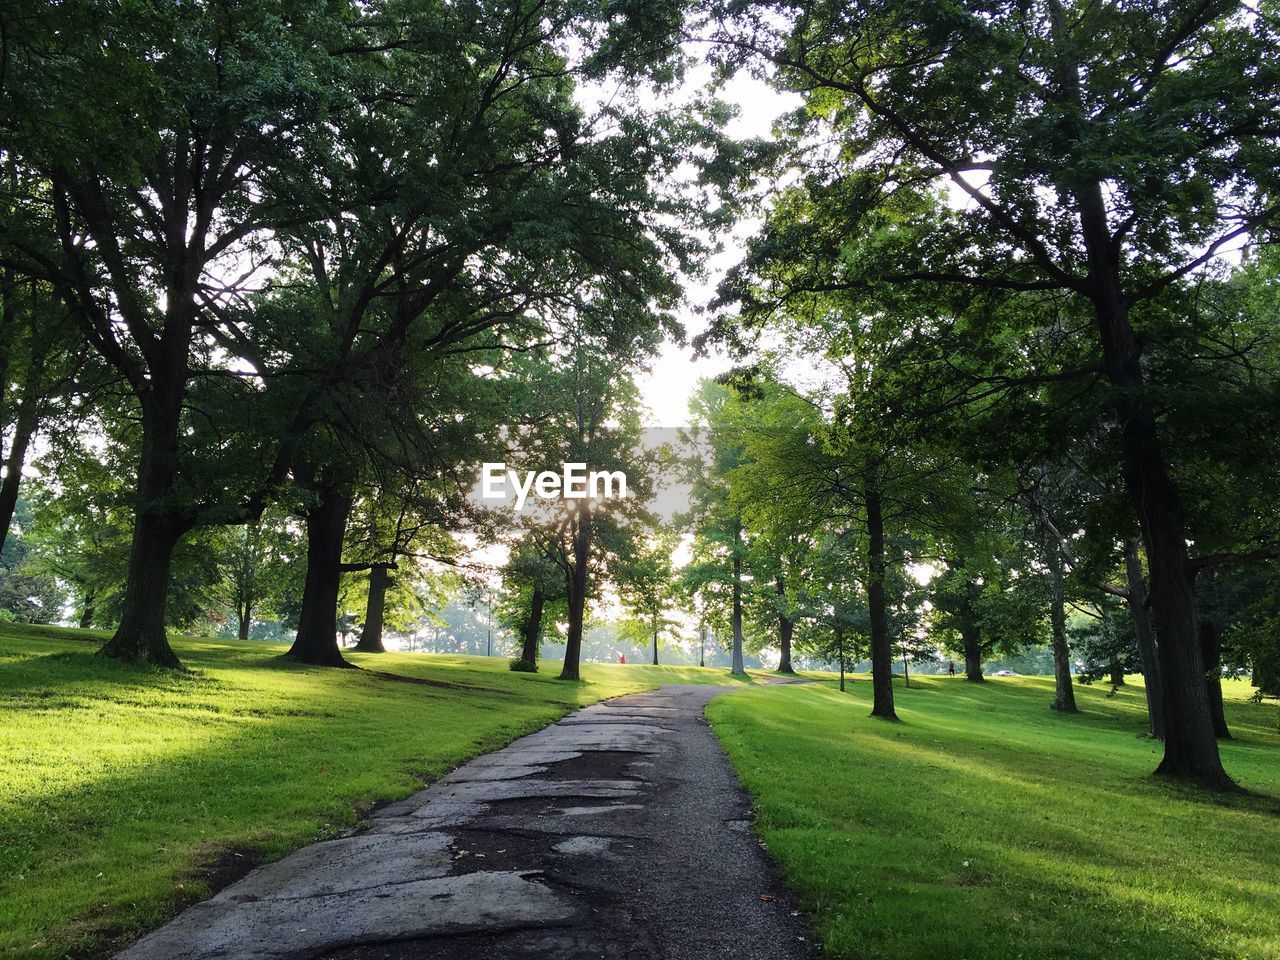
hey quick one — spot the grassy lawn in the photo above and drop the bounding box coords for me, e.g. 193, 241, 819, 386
0, 623, 746, 960
708, 674, 1280, 960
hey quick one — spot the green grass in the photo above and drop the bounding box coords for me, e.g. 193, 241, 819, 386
708, 674, 1280, 960
0, 622, 747, 960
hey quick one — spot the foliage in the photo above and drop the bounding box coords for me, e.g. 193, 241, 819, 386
0, 500, 67, 623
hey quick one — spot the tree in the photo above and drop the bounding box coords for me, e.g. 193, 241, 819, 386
332, 474, 469, 655
498, 537, 568, 672
264, 0, 700, 668
20, 435, 133, 628
1219, 560, 1280, 699
212, 511, 298, 642
2, 0, 706, 670
501, 324, 663, 681
681, 380, 751, 676
1071, 598, 1142, 687
618, 528, 683, 666
2, 0, 349, 666
708, 0, 1280, 788
930, 528, 1047, 683
726, 367, 966, 718
0, 498, 67, 624
791, 540, 871, 694
0, 269, 82, 556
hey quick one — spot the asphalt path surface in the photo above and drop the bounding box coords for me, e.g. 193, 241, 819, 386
117, 683, 816, 960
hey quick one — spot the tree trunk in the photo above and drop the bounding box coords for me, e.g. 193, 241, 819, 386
518, 584, 544, 667
0, 268, 44, 559
1124, 538, 1165, 739
78, 589, 96, 630
1048, 540, 1078, 712
776, 574, 795, 673
559, 511, 591, 681
0, 401, 38, 559
865, 482, 897, 719
1106, 323, 1227, 784
98, 371, 188, 668
652, 622, 659, 666
286, 485, 354, 667
1199, 620, 1231, 740
353, 564, 390, 652
1055, 0, 1231, 788
237, 602, 252, 641
1109, 657, 1124, 685
1094, 289, 1230, 785
730, 521, 745, 675
837, 631, 846, 692
962, 627, 984, 681
99, 511, 184, 667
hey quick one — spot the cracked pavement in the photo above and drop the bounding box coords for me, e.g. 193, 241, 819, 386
116, 684, 816, 960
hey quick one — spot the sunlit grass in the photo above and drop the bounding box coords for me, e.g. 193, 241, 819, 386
708, 674, 1280, 960
0, 623, 747, 960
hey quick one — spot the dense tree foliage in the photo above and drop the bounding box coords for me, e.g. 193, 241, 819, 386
2, 0, 1278, 804
701, 0, 1280, 789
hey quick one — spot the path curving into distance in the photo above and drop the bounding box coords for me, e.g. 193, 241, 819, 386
117, 682, 816, 960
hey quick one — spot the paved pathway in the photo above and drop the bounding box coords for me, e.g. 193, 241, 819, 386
117, 684, 815, 960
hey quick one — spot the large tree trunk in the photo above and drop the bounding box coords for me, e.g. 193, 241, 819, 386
99, 511, 184, 667
1107, 326, 1227, 785
559, 511, 591, 681
286, 485, 354, 667
1124, 538, 1165, 739
1091, 283, 1230, 786
1055, 0, 1230, 789
1048, 540, 1078, 712
730, 520, 745, 675
962, 626, 984, 682
518, 584, 544, 668
353, 564, 391, 653
99, 394, 188, 668
865, 483, 897, 719
776, 575, 795, 673
837, 630, 846, 693
237, 602, 252, 641
1199, 620, 1231, 740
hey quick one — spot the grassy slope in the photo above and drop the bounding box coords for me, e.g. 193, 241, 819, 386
0, 623, 746, 959
708, 674, 1280, 960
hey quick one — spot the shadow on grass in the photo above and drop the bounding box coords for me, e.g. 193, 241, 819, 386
712, 684, 1280, 960
0, 643, 581, 960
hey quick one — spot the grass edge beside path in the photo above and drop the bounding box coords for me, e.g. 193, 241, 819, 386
707, 675, 1280, 960
0, 623, 749, 960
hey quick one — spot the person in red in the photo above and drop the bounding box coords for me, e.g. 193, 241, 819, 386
619, 654, 626, 664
